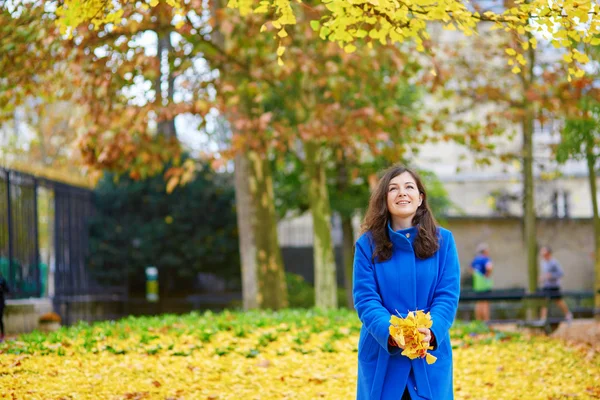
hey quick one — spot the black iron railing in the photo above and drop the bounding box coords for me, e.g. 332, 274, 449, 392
0, 168, 41, 298
0, 168, 127, 324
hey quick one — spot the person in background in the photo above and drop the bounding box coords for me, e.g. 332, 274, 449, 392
0, 273, 9, 341
539, 245, 573, 323
471, 242, 493, 321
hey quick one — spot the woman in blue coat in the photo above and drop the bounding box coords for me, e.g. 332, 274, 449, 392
353, 165, 460, 400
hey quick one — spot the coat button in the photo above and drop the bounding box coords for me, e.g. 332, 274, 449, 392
406, 233, 411, 238
414, 386, 418, 392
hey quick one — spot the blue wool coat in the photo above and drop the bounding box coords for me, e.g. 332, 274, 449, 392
353, 224, 460, 400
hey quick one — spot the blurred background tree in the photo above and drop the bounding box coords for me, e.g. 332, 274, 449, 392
88, 160, 240, 297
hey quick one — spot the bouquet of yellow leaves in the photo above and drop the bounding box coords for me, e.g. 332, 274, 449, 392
389, 310, 437, 365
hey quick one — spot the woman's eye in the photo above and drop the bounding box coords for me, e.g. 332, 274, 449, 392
389, 187, 397, 192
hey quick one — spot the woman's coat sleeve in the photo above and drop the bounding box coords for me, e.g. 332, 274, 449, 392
430, 231, 461, 350
353, 239, 400, 355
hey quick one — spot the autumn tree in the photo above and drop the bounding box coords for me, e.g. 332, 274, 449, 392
65, 2, 215, 185
420, 9, 591, 294
56, 0, 600, 81
0, 0, 287, 310
553, 79, 600, 318
215, 4, 428, 308
49, 0, 463, 309
170, 0, 426, 309
1, 101, 96, 186
0, 2, 95, 185
47, 0, 600, 308
1, 1, 198, 186
0, 2, 65, 121
197, 3, 291, 310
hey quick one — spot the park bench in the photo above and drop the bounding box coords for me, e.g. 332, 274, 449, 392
458, 288, 597, 334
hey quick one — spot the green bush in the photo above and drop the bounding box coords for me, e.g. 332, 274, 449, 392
286, 273, 315, 308
88, 161, 240, 293
286, 273, 349, 308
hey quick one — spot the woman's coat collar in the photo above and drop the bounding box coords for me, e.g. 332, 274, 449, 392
387, 221, 417, 250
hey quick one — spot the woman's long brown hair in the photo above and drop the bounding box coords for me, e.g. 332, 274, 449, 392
361, 165, 439, 261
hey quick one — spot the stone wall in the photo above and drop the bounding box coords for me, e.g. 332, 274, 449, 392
446, 217, 595, 291
4, 298, 53, 335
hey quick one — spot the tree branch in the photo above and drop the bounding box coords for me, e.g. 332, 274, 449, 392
184, 15, 280, 90
349, 1, 599, 30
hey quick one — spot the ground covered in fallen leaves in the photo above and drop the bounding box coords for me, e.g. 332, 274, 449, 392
0, 309, 598, 399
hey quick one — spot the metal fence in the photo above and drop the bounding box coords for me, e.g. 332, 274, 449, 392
52, 181, 128, 325
0, 168, 127, 324
0, 169, 41, 298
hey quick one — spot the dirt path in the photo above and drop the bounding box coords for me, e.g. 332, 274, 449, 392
490, 319, 600, 356
550, 319, 600, 353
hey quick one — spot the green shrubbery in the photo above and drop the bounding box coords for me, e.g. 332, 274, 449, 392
286, 273, 348, 308
88, 161, 240, 294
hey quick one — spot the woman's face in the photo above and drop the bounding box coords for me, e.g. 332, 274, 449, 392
386, 171, 423, 222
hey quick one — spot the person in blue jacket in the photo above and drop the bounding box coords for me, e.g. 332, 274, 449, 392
354, 165, 460, 400
470, 242, 493, 321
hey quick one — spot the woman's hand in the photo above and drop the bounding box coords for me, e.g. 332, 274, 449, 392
418, 328, 432, 347
389, 328, 435, 352
388, 335, 405, 350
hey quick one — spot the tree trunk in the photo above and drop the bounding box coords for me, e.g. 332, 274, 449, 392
585, 144, 600, 319
522, 35, 538, 295
246, 151, 288, 309
304, 140, 338, 309
211, 0, 285, 310
164, 32, 176, 138
234, 153, 258, 310
155, 30, 163, 106
341, 215, 355, 309
335, 152, 354, 309
156, 31, 176, 139
234, 151, 288, 310
523, 106, 537, 294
